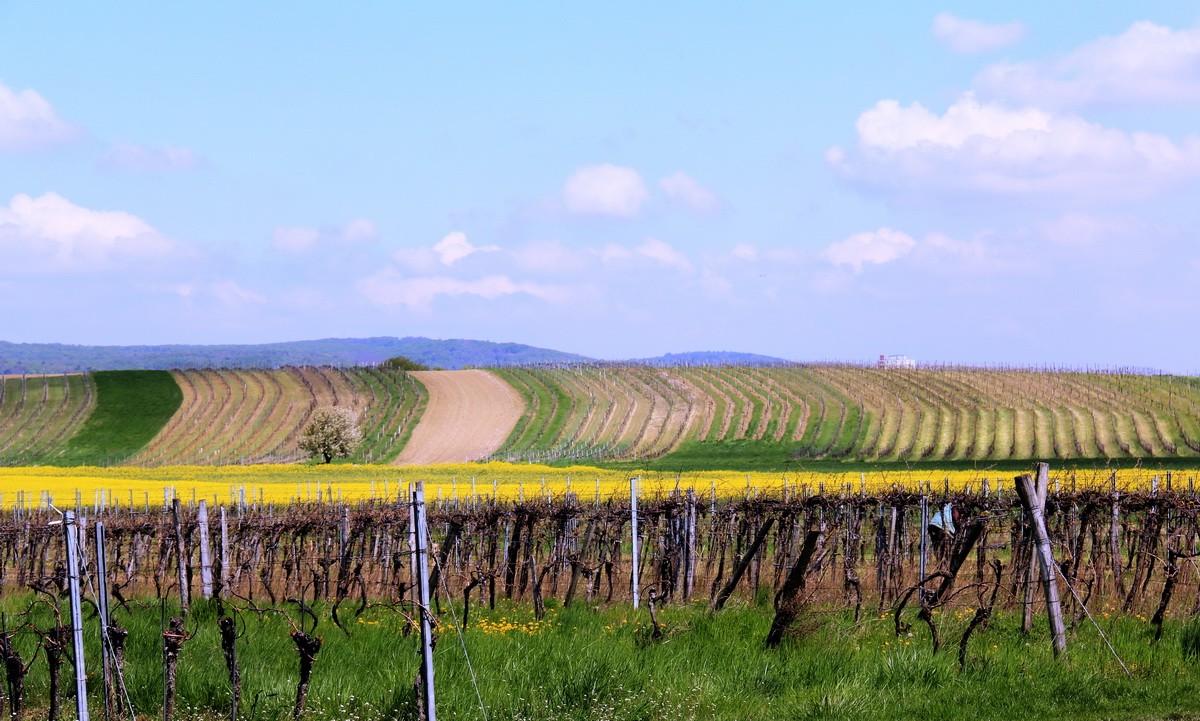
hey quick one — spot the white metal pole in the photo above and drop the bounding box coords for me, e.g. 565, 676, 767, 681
630, 476, 640, 610
95, 521, 112, 721
411, 482, 436, 721
64, 511, 91, 721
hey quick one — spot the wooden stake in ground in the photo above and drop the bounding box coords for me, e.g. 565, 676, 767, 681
290, 630, 322, 721
1014, 463, 1067, 657
765, 529, 822, 648
711, 517, 774, 612
172, 500, 189, 614
218, 615, 240, 721
162, 616, 189, 721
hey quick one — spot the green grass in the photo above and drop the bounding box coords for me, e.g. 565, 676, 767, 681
4, 595, 1200, 721
45, 370, 182, 466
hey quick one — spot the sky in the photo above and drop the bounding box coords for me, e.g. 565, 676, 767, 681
1, 2, 1198, 372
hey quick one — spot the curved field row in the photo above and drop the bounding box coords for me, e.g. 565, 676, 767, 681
0, 374, 97, 465
129, 367, 424, 466
486, 366, 707, 463
6, 364, 1197, 468
475, 365, 1200, 464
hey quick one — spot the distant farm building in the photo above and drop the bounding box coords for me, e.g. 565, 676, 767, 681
878, 354, 917, 369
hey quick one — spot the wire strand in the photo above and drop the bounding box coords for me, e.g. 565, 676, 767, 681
430, 536, 489, 721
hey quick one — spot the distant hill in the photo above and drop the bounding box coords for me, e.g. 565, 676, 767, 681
636, 351, 792, 366
0, 337, 594, 373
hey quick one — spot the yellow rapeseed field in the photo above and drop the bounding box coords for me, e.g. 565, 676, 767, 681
0, 462, 1194, 509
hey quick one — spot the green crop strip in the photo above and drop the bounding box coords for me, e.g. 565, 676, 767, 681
48, 370, 182, 466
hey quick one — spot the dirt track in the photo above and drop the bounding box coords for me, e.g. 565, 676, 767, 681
394, 370, 525, 465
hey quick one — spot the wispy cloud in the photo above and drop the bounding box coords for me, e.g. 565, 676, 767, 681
562, 163, 648, 217
0, 192, 186, 272
98, 142, 202, 172
357, 268, 565, 311
0, 81, 79, 152
658, 172, 722, 215
932, 13, 1026, 54
272, 219, 378, 253
976, 21, 1200, 108
827, 93, 1200, 204
822, 228, 916, 272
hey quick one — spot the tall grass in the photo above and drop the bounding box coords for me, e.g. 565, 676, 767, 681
4, 594, 1200, 721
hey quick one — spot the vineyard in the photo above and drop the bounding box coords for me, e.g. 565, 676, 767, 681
486, 365, 1200, 466
2, 465, 1200, 719
0, 368, 426, 467
1, 364, 1199, 470
0, 374, 95, 465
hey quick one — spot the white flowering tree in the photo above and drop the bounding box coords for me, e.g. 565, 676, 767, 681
299, 406, 362, 463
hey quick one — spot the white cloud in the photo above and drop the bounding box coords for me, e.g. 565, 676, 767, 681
852, 93, 1050, 151
272, 226, 320, 253
340, 218, 378, 243
511, 239, 587, 274
976, 21, 1200, 108
562, 163, 648, 217
910, 232, 998, 273
599, 243, 632, 262
432, 231, 499, 265
209, 280, 267, 305
822, 228, 916, 272
98, 143, 201, 172
394, 231, 499, 270
1033, 212, 1172, 264
1038, 213, 1119, 247
730, 243, 758, 261
634, 237, 694, 273
272, 219, 378, 253
0, 81, 78, 151
698, 269, 733, 298
0, 192, 182, 271
932, 13, 1026, 54
828, 93, 1200, 203
658, 172, 721, 214
159, 280, 266, 307
357, 268, 564, 310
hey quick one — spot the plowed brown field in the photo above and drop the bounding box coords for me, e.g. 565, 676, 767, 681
394, 370, 525, 464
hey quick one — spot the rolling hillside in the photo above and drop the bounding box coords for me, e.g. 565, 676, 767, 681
2, 364, 1198, 469
0, 337, 593, 373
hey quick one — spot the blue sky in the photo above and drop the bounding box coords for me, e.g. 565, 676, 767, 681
1, 2, 1198, 371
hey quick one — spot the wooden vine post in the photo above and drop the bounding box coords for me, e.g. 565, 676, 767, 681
172, 499, 189, 614
1014, 463, 1067, 657
765, 529, 822, 647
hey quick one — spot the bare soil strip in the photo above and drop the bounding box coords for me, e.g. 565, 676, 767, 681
394, 370, 526, 465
